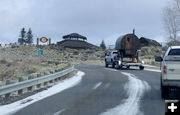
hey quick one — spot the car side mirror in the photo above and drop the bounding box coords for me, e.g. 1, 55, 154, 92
155, 56, 163, 62
105, 53, 109, 56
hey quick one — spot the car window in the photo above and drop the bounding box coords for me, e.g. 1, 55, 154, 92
112, 52, 118, 54
168, 49, 180, 55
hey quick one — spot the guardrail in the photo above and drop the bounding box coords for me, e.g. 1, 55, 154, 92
0, 66, 74, 97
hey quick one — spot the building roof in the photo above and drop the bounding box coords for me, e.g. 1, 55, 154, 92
139, 37, 161, 47
57, 40, 99, 49
62, 33, 87, 40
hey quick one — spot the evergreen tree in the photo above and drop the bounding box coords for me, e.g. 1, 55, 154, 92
26, 28, 33, 45
100, 40, 106, 50
18, 28, 26, 45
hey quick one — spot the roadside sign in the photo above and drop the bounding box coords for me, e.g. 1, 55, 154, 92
40, 37, 48, 43
38, 49, 43, 55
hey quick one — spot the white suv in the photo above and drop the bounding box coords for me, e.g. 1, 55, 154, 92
156, 46, 180, 99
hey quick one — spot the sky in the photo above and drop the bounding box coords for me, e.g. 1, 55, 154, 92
0, 0, 170, 46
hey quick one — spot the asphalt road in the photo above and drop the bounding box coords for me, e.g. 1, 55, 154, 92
14, 64, 164, 115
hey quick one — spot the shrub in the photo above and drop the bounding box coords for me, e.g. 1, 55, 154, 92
37, 73, 41, 77
73, 51, 79, 55
6, 80, 13, 85
50, 71, 54, 74
26, 68, 37, 74
18, 77, 24, 82
6, 63, 11, 67
0, 59, 7, 64
55, 69, 59, 72
55, 62, 60, 65
28, 75, 34, 80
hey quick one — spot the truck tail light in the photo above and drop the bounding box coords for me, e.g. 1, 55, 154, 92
163, 65, 167, 74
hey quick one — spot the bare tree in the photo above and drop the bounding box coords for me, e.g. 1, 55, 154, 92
163, 0, 180, 42
174, 0, 180, 10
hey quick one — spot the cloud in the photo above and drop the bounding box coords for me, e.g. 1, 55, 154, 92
0, 0, 169, 45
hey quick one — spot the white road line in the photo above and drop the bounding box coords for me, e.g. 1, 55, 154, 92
100, 72, 151, 115
93, 82, 102, 90
54, 108, 66, 115
104, 68, 118, 71
0, 71, 85, 115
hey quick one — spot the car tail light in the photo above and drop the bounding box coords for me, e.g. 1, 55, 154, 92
163, 65, 167, 74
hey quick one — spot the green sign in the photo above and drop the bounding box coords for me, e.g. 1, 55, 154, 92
38, 49, 43, 55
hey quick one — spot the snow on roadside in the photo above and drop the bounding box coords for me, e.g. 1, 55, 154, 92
144, 69, 161, 72
104, 68, 118, 71
130, 66, 161, 73
142, 64, 161, 72
143, 64, 157, 68
0, 71, 85, 115
100, 72, 151, 115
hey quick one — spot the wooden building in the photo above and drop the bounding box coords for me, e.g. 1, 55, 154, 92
57, 33, 99, 49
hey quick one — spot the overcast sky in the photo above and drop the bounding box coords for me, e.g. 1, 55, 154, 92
0, 0, 170, 46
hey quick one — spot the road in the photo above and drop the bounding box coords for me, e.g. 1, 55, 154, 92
14, 64, 165, 115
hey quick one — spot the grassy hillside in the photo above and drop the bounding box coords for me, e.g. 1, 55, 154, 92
0, 45, 105, 86
0, 45, 70, 86
139, 46, 162, 66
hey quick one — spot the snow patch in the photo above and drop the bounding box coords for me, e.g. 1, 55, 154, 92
104, 68, 118, 71
100, 72, 151, 115
54, 108, 66, 115
143, 64, 157, 68
145, 69, 161, 72
0, 71, 85, 115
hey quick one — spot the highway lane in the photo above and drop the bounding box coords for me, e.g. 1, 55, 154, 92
14, 64, 164, 115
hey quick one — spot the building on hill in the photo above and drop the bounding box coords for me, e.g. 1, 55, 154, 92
62, 33, 87, 41
139, 37, 162, 47
57, 33, 99, 49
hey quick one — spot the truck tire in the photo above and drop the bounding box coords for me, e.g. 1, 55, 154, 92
112, 62, 115, 68
105, 61, 108, 67
118, 65, 123, 69
161, 85, 165, 99
161, 85, 170, 99
105, 60, 108, 67
126, 65, 130, 69
139, 66, 144, 70
161, 79, 168, 99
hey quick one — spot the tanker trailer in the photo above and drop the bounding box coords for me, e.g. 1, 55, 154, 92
114, 33, 144, 70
